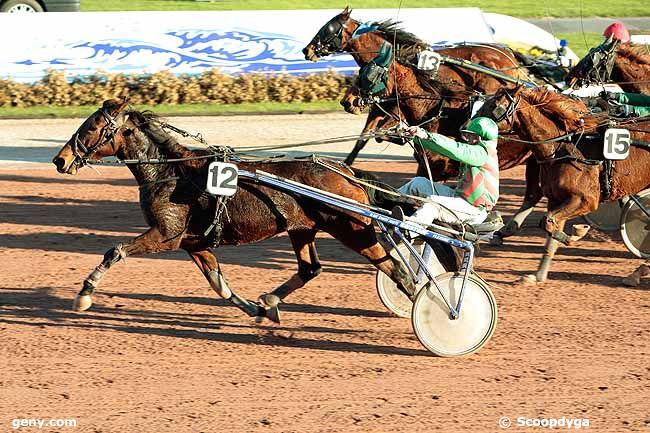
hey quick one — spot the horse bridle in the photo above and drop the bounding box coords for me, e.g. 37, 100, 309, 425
576, 38, 619, 86
310, 16, 351, 57
488, 89, 520, 126
71, 106, 128, 167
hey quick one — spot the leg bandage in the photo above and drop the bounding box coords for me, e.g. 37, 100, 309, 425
207, 270, 233, 299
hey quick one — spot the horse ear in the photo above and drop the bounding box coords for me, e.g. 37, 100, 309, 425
118, 87, 129, 101
116, 99, 129, 114
340, 6, 351, 22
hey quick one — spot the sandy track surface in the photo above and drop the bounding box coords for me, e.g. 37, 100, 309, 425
1, 115, 650, 432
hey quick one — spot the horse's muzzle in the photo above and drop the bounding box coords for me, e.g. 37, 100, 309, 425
340, 99, 363, 115
302, 46, 319, 62
52, 155, 78, 174
53, 156, 67, 173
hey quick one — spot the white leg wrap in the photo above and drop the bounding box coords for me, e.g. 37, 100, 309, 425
85, 264, 107, 289
207, 270, 232, 299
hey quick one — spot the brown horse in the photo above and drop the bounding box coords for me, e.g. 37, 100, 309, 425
566, 38, 650, 93
304, 8, 532, 167
477, 86, 650, 283
51, 99, 425, 323
303, 8, 541, 241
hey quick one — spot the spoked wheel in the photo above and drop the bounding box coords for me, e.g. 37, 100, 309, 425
376, 239, 446, 318
412, 272, 497, 357
583, 198, 628, 232
620, 190, 650, 258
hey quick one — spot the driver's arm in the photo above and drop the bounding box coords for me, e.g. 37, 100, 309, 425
612, 92, 650, 106
414, 133, 489, 166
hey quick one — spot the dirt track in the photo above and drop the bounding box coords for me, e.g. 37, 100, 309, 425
1, 115, 650, 432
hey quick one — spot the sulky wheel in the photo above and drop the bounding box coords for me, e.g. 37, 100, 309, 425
411, 272, 497, 357
620, 190, 650, 258
583, 198, 628, 232
376, 239, 446, 318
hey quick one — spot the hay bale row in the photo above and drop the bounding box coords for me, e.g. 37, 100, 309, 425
0, 70, 354, 107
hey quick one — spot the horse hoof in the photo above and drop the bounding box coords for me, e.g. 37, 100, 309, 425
265, 306, 281, 324
622, 276, 640, 287
253, 305, 281, 325
73, 294, 93, 312
520, 274, 538, 285
573, 224, 590, 238
489, 235, 504, 246
258, 293, 281, 308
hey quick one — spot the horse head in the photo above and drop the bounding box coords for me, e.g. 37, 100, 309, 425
340, 76, 367, 114
475, 86, 523, 133
52, 99, 130, 174
477, 86, 597, 161
302, 7, 355, 61
565, 36, 619, 88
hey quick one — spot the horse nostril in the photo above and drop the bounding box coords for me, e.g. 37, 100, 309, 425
53, 157, 66, 171
302, 47, 308, 55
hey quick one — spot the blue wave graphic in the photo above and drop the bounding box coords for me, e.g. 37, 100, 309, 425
11, 29, 356, 80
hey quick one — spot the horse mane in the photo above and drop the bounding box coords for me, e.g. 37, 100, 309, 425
373, 19, 429, 60
127, 109, 200, 163
519, 87, 600, 132
618, 43, 650, 65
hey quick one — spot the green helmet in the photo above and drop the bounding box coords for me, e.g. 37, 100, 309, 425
461, 117, 499, 140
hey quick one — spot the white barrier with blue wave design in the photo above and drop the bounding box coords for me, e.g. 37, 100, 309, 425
1, 9, 496, 83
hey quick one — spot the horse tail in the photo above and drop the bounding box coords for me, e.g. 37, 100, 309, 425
351, 168, 420, 215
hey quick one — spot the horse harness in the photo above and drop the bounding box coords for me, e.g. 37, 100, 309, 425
71, 107, 127, 167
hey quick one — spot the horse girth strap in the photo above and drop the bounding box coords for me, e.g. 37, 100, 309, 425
602, 160, 614, 201
205, 195, 230, 249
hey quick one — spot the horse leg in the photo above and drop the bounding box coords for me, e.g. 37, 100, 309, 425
523, 196, 592, 284
330, 223, 416, 298
493, 157, 543, 245
622, 263, 650, 287
258, 229, 322, 308
188, 249, 279, 323
74, 227, 181, 311
344, 107, 388, 166
344, 138, 370, 166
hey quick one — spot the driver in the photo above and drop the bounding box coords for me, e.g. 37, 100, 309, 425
399, 117, 500, 226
